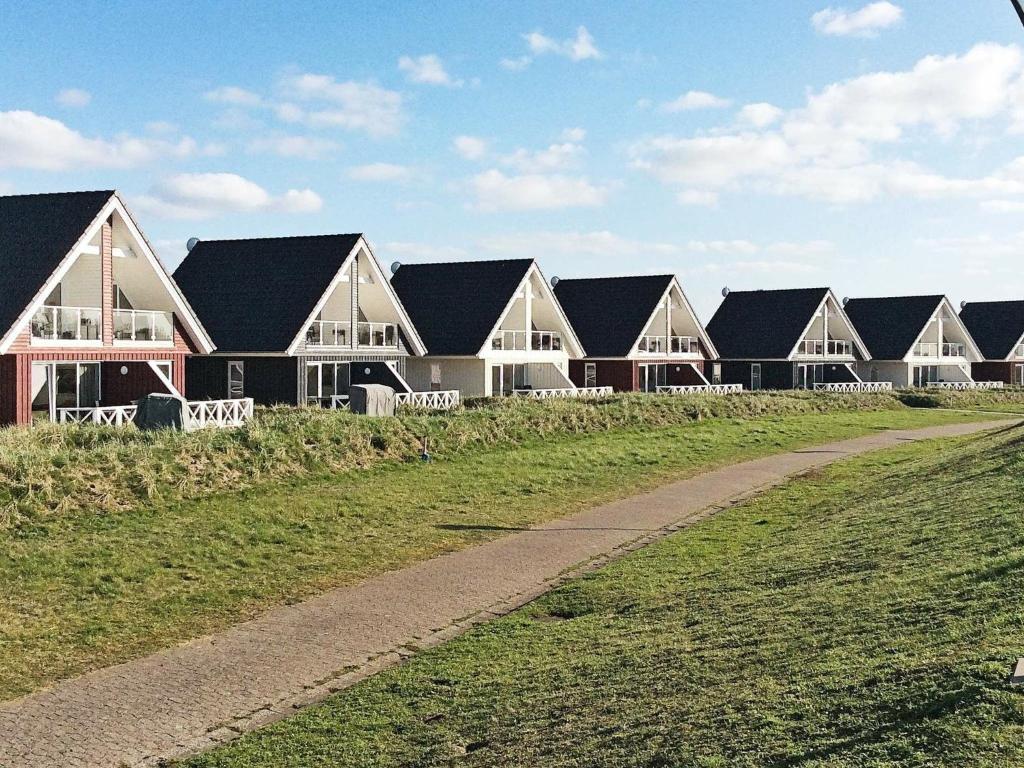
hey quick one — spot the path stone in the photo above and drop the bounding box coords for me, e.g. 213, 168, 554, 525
0, 419, 1014, 768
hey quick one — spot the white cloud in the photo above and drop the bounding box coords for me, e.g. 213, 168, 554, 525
0, 110, 198, 170
501, 142, 584, 173
398, 54, 462, 87
134, 173, 322, 220
382, 241, 469, 260
469, 170, 609, 211
510, 26, 601, 69
812, 2, 904, 37
204, 86, 263, 106
500, 56, 532, 71
347, 162, 414, 182
677, 189, 719, 207
453, 135, 488, 160
738, 102, 784, 128
981, 199, 1024, 213
280, 73, 405, 137
630, 43, 1024, 206
561, 127, 586, 142
248, 135, 339, 159
56, 88, 91, 108
661, 90, 731, 112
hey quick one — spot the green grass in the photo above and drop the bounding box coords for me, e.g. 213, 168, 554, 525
182, 421, 1024, 768
0, 407, 988, 702
896, 387, 1024, 414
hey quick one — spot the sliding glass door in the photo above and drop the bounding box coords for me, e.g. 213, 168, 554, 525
31, 362, 101, 420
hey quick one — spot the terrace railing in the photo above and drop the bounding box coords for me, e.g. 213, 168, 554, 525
530, 330, 562, 351
813, 382, 893, 393
657, 384, 743, 395
30, 305, 101, 342
57, 398, 254, 429
492, 330, 529, 351
394, 390, 461, 410
942, 342, 966, 357
512, 386, 613, 399
925, 381, 1003, 390
113, 308, 174, 343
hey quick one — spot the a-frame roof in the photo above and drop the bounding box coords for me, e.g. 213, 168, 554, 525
960, 300, 1024, 360
174, 234, 365, 353
0, 190, 115, 338
707, 287, 832, 359
843, 295, 946, 361
390, 258, 537, 355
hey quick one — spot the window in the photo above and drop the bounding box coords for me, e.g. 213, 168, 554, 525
913, 365, 938, 387
797, 364, 824, 390
430, 363, 442, 392
711, 363, 722, 385
228, 361, 244, 398
639, 364, 667, 392
751, 363, 762, 391
1015, 364, 1023, 387
31, 362, 101, 419
584, 363, 597, 388
305, 362, 351, 404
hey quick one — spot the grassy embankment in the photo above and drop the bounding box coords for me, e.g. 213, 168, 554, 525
0, 392, 998, 700
895, 386, 1024, 414
183, 421, 1024, 768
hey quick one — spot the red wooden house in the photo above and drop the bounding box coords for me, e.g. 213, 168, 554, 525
553, 274, 718, 392
0, 191, 214, 426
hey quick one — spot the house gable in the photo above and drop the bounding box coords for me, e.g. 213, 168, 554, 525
0, 191, 213, 354
786, 290, 870, 361
627, 277, 718, 360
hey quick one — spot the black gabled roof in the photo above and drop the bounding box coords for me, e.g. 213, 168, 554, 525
390, 259, 533, 355
173, 234, 362, 352
554, 274, 674, 357
960, 300, 1024, 360
707, 287, 831, 359
844, 295, 944, 360
0, 190, 113, 337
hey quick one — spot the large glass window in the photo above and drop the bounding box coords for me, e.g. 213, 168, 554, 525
306, 362, 351, 405
31, 362, 101, 419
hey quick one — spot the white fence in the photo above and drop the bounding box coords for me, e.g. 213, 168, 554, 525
925, 381, 1004, 390
513, 386, 613, 400
813, 382, 893, 393
657, 384, 743, 395
394, 390, 461, 410
57, 398, 254, 429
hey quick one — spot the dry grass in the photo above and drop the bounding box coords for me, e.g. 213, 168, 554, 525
0, 391, 910, 529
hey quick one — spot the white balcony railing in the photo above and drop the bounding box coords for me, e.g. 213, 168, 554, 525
394, 390, 461, 410
306, 321, 399, 348
926, 381, 1004, 390
30, 305, 101, 342
913, 341, 967, 358
492, 330, 564, 351
637, 335, 700, 355
531, 330, 563, 351
512, 386, 613, 399
813, 382, 893, 393
657, 384, 743, 395
799, 339, 852, 356
942, 342, 966, 357
113, 309, 174, 343
57, 398, 253, 428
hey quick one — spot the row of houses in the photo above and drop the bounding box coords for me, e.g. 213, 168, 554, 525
1, 189, 1022, 427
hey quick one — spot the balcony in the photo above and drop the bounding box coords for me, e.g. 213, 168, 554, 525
913, 341, 965, 358
31, 305, 101, 342
637, 335, 700, 355
491, 330, 563, 351
799, 339, 852, 356
113, 309, 174, 343
305, 320, 398, 348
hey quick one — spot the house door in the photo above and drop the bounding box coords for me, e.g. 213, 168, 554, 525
639, 364, 666, 392
32, 362, 101, 421
228, 361, 245, 398
913, 365, 938, 387
1015, 364, 1024, 386
490, 364, 503, 396
797, 364, 823, 390
751, 363, 762, 391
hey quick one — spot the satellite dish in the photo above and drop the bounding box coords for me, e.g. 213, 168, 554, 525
842, 297, 850, 306
721, 286, 730, 298
186, 237, 200, 252
960, 300, 967, 310
550, 275, 560, 288
390, 261, 402, 275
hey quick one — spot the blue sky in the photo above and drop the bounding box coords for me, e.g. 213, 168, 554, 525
1, 0, 1023, 317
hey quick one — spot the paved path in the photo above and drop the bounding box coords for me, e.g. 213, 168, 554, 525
0, 419, 1016, 768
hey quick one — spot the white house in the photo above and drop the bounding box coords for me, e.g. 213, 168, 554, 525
390, 258, 588, 398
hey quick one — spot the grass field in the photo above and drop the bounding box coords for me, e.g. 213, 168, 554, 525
0, 407, 989, 701
896, 387, 1024, 414
182, 421, 1024, 768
